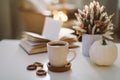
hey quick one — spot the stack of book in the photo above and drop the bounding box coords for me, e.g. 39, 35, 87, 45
19, 31, 79, 55
19, 32, 50, 55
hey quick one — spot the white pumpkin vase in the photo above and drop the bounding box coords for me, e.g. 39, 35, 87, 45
89, 39, 118, 66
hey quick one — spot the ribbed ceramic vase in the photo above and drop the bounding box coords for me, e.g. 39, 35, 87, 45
82, 34, 102, 57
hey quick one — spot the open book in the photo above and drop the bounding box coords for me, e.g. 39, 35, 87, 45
22, 32, 50, 42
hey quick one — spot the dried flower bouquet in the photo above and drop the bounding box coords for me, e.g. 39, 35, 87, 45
73, 0, 114, 38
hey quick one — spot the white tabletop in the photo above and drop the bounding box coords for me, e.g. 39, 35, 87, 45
0, 40, 120, 80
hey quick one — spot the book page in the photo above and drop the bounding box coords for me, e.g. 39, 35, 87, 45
42, 17, 62, 41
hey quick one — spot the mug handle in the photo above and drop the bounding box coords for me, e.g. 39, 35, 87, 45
67, 50, 76, 63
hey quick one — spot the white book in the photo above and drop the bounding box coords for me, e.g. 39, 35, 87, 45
22, 17, 62, 42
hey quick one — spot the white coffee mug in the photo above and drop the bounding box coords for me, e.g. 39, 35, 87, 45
47, 41, 76, 67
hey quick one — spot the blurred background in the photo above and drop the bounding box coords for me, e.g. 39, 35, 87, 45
0, 0, 119, 42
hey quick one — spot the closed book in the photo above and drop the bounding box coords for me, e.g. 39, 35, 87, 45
22, 39, 47, 47
19, 39, 47, 54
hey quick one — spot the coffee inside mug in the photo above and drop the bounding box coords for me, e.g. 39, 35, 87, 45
50, 43, 65, 46
48, 41, 68, 47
